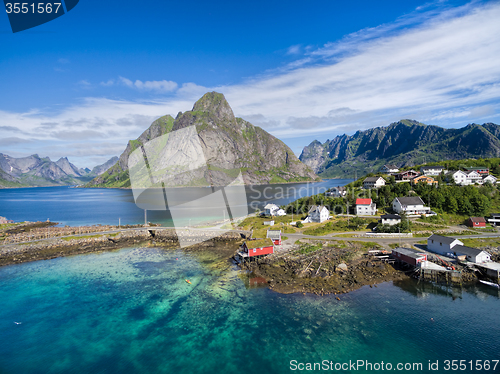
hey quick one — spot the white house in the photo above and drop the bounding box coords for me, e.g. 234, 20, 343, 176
427, 234, 463, 255
465, 170, 482, 184
381, 164, 399, 174
263, 203, 279, 216
356, 198, 377, 215
392, 196, 430, 216
447, 170, 486, 185
447, 170, 468, 185
380, 214, 401, 226
275, 209, 286, 216
363, 177, 386, 189
326, 186, 347, 197
453, 245, 491, 263
307, 205, 330, 223
482, 174, 497, 184
420, 166, 447, 176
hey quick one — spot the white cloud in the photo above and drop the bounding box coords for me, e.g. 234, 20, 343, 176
2, 1, 500, 165
286, 45, 302, 55
100, 79, 115, 87
78, 80, 91, 88
221, 1, 500, 137
119, 76, 178, 92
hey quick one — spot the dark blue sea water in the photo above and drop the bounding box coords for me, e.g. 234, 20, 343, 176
0, 247, 499, 374
0, 180, 351, 227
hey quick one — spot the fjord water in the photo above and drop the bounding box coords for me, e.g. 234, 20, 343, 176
0, 180, 351, 226
0, 247, 499, 374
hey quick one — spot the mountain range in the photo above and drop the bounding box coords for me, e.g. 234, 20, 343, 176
86, 92, 319, 188
0, 154, 118, 188
299, 119, 500, 178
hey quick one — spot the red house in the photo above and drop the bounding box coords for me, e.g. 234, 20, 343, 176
468, 217, 486, 228
243, 238, 274, 257
266, 230, 282, 245
392, 247, 427, 266
395, 170, 420, 181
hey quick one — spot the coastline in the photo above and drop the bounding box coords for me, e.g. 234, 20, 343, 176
1, 223, 480, 296
0, 227, 247, 267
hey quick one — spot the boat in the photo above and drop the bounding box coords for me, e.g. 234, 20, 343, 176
185, 279, 192, 285
479, 280, 500, 288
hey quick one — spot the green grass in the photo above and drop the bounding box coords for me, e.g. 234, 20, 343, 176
302, 217, 378, 236
296, 242, 323, 254
461, 237, 500, 248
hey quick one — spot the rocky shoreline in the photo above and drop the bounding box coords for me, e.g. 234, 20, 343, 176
1, 223, 486, 296
0, 227, 247, 267
240, 243, 409, 295
237, 240, 480, 295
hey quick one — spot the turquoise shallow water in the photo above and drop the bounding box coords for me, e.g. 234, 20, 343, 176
0, 247, 499, 374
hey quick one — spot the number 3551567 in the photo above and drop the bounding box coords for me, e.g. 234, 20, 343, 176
5, 3, 62, 14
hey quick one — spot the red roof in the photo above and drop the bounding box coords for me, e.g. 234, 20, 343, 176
469, 217, 486, 223
356, 198, 372, 205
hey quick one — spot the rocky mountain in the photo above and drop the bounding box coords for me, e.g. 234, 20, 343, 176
86, 92, 319, 188
299, 119, 500, 178
55, 157, 84, 177
89, 156, 119, 176
0, 154, 117, 188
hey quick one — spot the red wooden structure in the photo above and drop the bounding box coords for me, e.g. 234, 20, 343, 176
243, 238, 274, 257
468, 217, 486, 227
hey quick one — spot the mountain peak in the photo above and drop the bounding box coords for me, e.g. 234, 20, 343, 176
192, 92, 234, 121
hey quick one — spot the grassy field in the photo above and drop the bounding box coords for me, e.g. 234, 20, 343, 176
461, 237, 500, 248
302, 217, 378, 236
239, 215, 297, 238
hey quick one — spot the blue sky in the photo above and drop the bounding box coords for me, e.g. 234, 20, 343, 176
1, 0, 500, 168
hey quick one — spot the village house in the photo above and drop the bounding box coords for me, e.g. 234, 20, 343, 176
411, 175, 438, 186
487, 213, 500, 226
241, 238, 274, 258
306, 205, 330, 223
363, 176, 386, 189
465, 170, 482, 184
326, 186, 347, 197
482, 174, 497, 184
420, 165, 447, 176
447, 170, 492, 185
356, 198, 377, 215
380, 214, 401, 226
446, 170, 468, 185
453, 245, 491, 263
266, 230, 282, 245
464, 166, 489, 174
392, 196, 431, 216
0, 216, 13, 224
392, 247, 427, 266
275, 209, 287, 216
381, 164, 399, 174
467, 217, 486, 228
427, 234, 463, 255
263, 203, 280, 216
395, 170, 420, 181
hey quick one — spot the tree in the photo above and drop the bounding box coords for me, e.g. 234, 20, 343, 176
444, 196, 458, 214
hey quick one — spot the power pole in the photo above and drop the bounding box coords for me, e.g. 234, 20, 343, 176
144, 210, 147, 226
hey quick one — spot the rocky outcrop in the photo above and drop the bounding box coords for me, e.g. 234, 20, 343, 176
86, 92, 319, 187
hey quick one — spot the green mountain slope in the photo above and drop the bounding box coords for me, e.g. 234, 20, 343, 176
299, 120, 500, 178
86, 92, 319, 188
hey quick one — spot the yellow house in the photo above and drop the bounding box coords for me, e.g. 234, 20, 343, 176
411, 175, 438, 186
